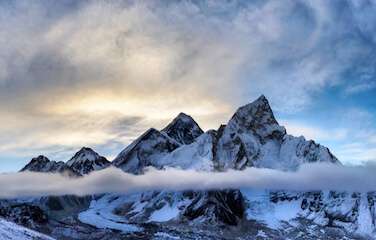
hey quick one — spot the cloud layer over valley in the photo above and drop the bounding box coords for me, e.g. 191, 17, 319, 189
2, 163, 376, 198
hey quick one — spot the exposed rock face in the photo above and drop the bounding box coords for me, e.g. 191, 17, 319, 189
12, 95, 358, 240
94, 95, 341, 231
40, 195, 92, 214
162, 112, 204, 145
279, 135, 339, 169
112, 128, 180, 173
183, 190, 245, 225
112, 113, 206, 173
214, 95, 338, 170
0, 203, 48, 229
244, 190, 376, 236
20, 155, 77, 176
91, 189, 245, 226
66, 147, 110, 175
158, 131, 217, 171
227, 95, 286, 141
0, 218, 53, 240
21, 148, 110, 176
112, 95, 337, 174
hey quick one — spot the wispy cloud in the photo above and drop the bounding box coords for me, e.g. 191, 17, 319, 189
336, 142, 376, 164
344, 82, 376, 95
281, 120, 348, 142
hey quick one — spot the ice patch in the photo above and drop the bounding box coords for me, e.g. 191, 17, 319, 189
0, 218, 54, 240
256, 230, 267, 238
78, 194, 141, 232
242, 189, 301, 228
149, 204, 179, 222
154, 232, 180, 239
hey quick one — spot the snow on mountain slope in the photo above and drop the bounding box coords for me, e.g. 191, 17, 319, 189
91, 95, 344, 233
243, 190, 376, 236
157, 131, 216, 171
78, 194, 142, 232
87, 192, 187, 225
80, 189, 245, 228
112, 113, 206, 174
279, 135, 339, 169
0, 218, 54, 240
12, 95, 359, 239
161, 112, 204, 145
66, 147, 110, 175
21, 148, 109, 176
112, 95, 338, 174
214, 95, 338, 170
20, 155, 77, 176
242, 190, 302, 228
112, 128, 180, 173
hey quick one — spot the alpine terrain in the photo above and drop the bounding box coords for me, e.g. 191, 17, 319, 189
1, 95, 373, 240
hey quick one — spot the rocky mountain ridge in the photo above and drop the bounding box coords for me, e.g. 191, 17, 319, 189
21, 148, 110, 176
7, 95, 371, 240
66, 147, 110, 175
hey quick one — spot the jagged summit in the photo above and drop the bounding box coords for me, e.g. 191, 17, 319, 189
20, 148, 110, 176
230, 95, 285, 140
214, 95, 337, 170
20, 155, 50, 172
12, 95, 352, 239
162, 112, 203, 145
233, 95, 272, 119
111, 95, 338, 173
66, 147, 110, 175
112, 128, 180, 173
20, 155, 75, 175
20, 95, 337, 175
67, 147, 102, 164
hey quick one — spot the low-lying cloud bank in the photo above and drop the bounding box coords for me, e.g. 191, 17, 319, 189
1, 163, 376, 198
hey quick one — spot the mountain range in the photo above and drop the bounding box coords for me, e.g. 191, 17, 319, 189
1, 95, 373, 240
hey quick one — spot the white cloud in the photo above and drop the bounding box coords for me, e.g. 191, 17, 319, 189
344, 82, 376, 95
336, 142, 376, 164
2, 163, 376, 198
280, 120, 347, 142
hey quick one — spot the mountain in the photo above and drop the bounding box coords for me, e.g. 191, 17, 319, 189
20, 155, 77, 176
21, 148, 110, 176
113, 112, 205, 173
8, 95, 371, 240
98, 95, 344, 236
66, 147, 110, 175
214, 95, 338, 170
113, 95, 338, 175
157, 131, 217, 171
161, 112, 204, 144
112, 128, 180, 173
0, 218, 53, 240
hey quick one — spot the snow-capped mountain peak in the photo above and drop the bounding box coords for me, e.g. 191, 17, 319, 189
66, 147, 110, 175
229, 95, 286, 141
214, 95, 337, 170
0, 218, 53, 240
161, 112, 204, 145
20, 148, 110, 176
67, 147, 100, 162
112, 128, 180, 173
20, 155, 72, 174
20, 155, 50, 171
11, 95, 358, 239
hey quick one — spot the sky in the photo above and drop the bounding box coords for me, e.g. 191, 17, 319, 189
0, 0, 375, 172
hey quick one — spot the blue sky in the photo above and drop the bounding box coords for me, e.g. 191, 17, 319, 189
0, 0, 375, 172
